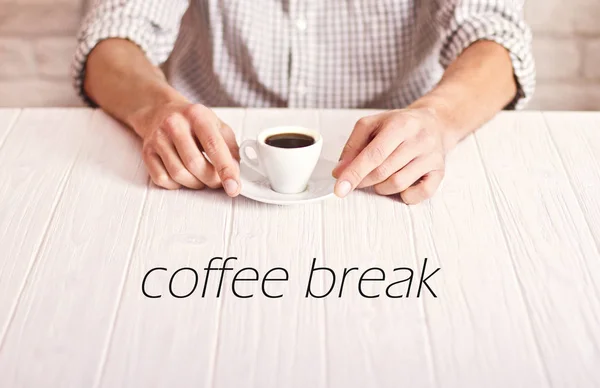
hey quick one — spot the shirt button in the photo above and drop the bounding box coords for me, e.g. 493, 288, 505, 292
297, 82, 308, 95
295, 17, 307, 32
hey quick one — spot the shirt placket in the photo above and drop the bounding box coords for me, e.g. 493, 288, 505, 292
288, 0, 314, 108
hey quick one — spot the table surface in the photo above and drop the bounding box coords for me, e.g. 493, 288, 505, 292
0, 108, 599, 388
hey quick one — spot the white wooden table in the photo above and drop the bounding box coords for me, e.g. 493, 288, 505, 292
0, 108, 599, 388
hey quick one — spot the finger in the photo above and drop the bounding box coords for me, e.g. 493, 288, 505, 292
374, 154, 438, 196
174, 133, 221, 188
357, 138, 423, 189
165, 113, 221, 188
332, 158, 350, 179
142, 149, 181, 190
187, 105, 240, 196
155, 138, 206, 189
400, 170, 444, 205
336, 116, 378, 166
219, 121, 240, 161
334, 126, 405, 197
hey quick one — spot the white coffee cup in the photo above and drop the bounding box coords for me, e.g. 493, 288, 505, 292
240, 126, 323, 194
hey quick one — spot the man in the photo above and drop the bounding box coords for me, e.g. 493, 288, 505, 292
72, 0, 535, 204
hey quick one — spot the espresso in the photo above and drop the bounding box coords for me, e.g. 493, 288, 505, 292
265, 133, 315, 149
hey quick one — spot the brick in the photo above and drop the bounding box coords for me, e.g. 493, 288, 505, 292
526, 0, 600, 36
574, 0, 600, 35
525, 0, 576, 34
34, 37, 77, 78
583, 40, 600, 80
532, 36, 581, 80
527, 82, 600, 111
0, 3, 82, 35
0, 38, 36, 77
0, 79, 82, 107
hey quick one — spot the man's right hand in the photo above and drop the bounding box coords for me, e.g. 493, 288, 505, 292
130, 102, 241, 196
82, 39, 241, 197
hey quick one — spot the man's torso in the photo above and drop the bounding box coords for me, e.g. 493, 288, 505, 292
165, 0, 444, 109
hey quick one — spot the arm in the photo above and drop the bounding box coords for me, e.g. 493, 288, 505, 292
333, 1, 535, 204
409, 39, 518, 152
73, 1, 241, 196
84, 38, 184, 133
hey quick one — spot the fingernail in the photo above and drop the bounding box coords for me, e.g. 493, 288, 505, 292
223, 179, 238, 195
335, 180, 352, 198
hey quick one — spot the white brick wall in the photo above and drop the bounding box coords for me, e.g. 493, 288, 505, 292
0, 0, 83, 107
526, 0, 600, 110
0, 0, 599, 110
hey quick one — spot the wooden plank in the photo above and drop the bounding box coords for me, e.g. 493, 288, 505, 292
0, 110, 148, 386
544, 112, 600, 246
0, 109, 21, 149
0, 109, 94, 352
409, 134, 549, 387
474, 112, 600, 387
211, 109, 328, 388
318, 110, 435, 387
97, 108, 246, 388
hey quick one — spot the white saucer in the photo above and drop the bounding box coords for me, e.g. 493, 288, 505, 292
239, 158, 337, 205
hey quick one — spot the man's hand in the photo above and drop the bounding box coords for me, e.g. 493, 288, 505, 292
332, 40, 520, 205
83, 39, 241, 196
130, 102, 241, 195
332, 107, 451, 205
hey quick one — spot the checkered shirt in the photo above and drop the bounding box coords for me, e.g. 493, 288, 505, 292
72, 0, 535, 110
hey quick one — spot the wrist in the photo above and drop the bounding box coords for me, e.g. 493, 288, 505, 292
409, 93, 462, 153
125, 84, 187, 138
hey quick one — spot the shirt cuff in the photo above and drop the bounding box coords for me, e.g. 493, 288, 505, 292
439, 14, 536, 110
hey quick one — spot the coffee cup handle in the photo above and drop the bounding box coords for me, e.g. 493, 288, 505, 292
239, 140, 264, 176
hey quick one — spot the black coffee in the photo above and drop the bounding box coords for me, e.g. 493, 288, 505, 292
265, 133, 315, 149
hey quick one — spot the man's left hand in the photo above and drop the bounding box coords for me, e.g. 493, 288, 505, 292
332, 107, 452, 204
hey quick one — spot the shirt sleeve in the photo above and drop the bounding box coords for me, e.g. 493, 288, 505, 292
436, 0, 536, 110
71, 0, 190, 106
